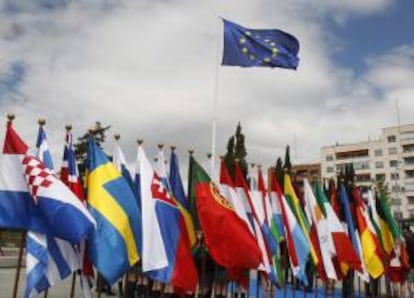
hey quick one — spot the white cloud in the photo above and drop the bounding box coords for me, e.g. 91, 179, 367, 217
0, 0, 412, 174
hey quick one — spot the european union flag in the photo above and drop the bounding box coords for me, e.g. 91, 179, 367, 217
222, 19, 300, 69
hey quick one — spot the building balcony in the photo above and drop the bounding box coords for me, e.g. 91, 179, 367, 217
401, 138, 414, 146
404, 163, 414, 171
402, 151, 414, 158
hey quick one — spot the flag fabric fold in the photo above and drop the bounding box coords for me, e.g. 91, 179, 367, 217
272, 176, 309, 285
25, 125, 80, 298
188, 156, 262, 270
86, 138, 140, 284
143, 147, 197, 292
169, 149, 196, 248
0, 122, 95, 241
222, 19, 300, 69
303, 179, 337, 281
60, 128, 94, 297
353, 188, 384, 279
234, 163, 272, 274
314, 181, 362, 274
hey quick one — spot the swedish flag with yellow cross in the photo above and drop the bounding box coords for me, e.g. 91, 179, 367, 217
86, 137, 141, 284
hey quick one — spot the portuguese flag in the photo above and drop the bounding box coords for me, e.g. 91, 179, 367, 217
188, 155, 262, 269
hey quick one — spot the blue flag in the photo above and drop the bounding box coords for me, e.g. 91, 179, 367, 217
221, 19, 299, 69
87, 138, 141, 284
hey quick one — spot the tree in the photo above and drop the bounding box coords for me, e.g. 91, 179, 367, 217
234, 123, 248, 178
224, 122, 248, 180
224, 135, 235, 178
74, 121, 111, 178
275, 157, 284, 190
283, 145, 292, 174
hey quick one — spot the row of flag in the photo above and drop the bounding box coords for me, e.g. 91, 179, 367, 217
0, 116, 408, 297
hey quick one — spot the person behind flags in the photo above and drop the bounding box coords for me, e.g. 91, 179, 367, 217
60, 124, 95, 297
25, 120, 81, 298
86, 136, 141, 285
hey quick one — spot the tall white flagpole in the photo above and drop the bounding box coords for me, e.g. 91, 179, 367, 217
211, 18, 222, 180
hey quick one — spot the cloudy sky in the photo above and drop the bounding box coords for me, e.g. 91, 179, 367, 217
0, 0, 413, 172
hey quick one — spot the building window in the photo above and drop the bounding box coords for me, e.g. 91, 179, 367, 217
391, 185, 402, 192
388, 135, 396, 143
375, 174, 385, 181
375, 161, 384, 169
405, 157, 414, 165
354, 161, 370, 170
406, 170, 414, 179
326, 166, 334, 173
388, 147, 398, 155
408, 197, 414, 205
410, 210, 414, 218
326, 155, 333, 161
390, 160, 398, 168
374, 149, 383, 156
391, 173, 399, 180
355, 174, 371, 182
393, 211, 403, 219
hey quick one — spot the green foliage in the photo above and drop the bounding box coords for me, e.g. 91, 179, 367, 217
275, 157, 284, 190
74, 121, 111, 178
224, 122, 248, 180
283, 145, 291, 174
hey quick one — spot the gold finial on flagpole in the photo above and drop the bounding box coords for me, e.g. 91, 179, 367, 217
38, 118, 46, 126
65, 124, 72, 131
114, 134, 120, 141
7, 113, 15, 123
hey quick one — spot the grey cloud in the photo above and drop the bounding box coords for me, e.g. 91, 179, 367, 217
0, 0, 412, 173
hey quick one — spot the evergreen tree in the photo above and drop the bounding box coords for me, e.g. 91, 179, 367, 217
275, 157, 284, 190
224, 135, 235, 178
283, 145, 292, 174
234, 123, 248, 178
74, 121, 111, 178
224, 122, 248, 180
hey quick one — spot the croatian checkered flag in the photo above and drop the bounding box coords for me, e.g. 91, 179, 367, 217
23, 123, 96, 298
21, 154, 96, 242
4, 121, 96, 243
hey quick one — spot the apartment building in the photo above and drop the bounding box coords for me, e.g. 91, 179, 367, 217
291, 163, 321, 198
321, 123, 414, 219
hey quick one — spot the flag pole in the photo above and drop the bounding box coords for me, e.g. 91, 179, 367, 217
12, 230, 26, 298
8, 114, 24, 298
210, 17, 222, 180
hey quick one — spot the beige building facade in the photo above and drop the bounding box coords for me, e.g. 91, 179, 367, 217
321, 124, 414, 219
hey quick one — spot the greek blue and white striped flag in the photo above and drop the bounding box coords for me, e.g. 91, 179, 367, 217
24, 125, 80, 297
